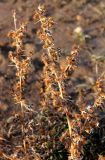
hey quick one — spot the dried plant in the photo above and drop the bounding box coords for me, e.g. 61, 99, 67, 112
5, 11, 41, 160
33, 5, 85, 160
33, 5, 105, 160
8, 11, 33, 112
33, 5, 79, 108
1, 5, 105, 160
93, 78, 105, 108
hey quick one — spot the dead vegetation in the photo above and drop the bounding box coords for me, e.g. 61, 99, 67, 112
0, 3, 105, 160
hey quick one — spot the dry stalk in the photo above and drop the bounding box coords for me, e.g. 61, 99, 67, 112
34, 5, 63, 107
33, 5, 83, 160
8, 11, 35, 159
33, 5, 79, 108
8, 11, 33, 112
